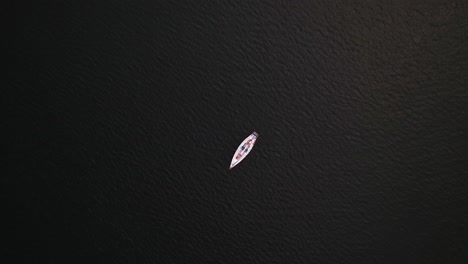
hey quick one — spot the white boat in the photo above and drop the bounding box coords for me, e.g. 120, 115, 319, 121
229, 131, 259, 169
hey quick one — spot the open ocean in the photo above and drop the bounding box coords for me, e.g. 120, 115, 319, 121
10, 0, 467, 263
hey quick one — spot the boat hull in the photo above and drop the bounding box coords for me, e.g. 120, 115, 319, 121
229, 132, 259, 169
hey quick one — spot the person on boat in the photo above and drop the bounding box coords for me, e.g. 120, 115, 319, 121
236, 139, 252, 159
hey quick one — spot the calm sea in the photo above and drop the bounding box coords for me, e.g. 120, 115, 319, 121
11, 0, 467, 263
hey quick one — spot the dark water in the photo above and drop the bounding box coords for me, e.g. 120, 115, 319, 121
10, 0, 467, 263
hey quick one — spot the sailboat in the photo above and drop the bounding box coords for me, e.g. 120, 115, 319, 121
229, 131, 259, 169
